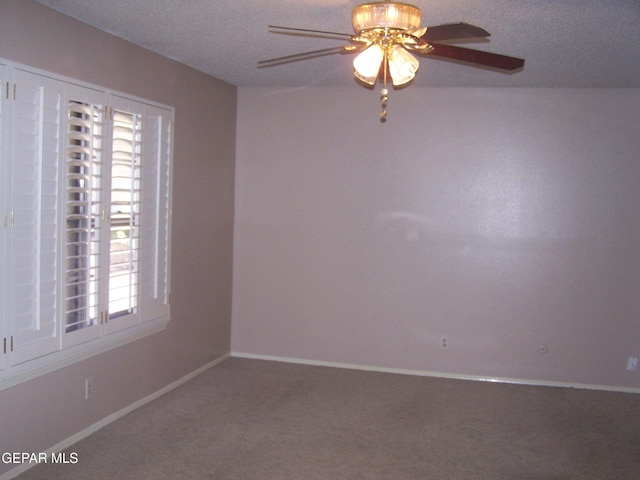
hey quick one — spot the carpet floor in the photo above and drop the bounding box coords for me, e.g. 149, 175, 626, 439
17, 357, 640, 479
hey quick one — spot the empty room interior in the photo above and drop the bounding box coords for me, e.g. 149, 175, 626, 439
1, 0, 639, 478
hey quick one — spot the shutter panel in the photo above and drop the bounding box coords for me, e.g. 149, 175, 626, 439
62, 84, 105, 347
139, 104, 172, 323
105, 96, 143, 333
8, 69, 62, 365
0, 63, 8, 371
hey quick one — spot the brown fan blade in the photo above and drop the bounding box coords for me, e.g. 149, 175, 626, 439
258, 45, 357, 67
424, 42, 524, 71
269, 25, 353, 38
420, 23, 490, 43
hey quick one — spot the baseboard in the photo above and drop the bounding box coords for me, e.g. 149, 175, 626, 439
231, 351, 640, 395
0, 353, 230, 480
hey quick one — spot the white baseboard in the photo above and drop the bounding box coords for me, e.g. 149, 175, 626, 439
231, 351, 640, 395
0, 353, 230, 480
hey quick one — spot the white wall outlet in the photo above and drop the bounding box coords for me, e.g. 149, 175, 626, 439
440, 336, 449, 350
84, 376, 94, 400
627, 356, 638, 372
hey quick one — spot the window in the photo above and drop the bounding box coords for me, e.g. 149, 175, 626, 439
65, 99, 103, 335
1, 60, 173, 384
109, 109, 141, 320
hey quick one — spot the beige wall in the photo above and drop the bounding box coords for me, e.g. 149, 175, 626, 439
233, 86, 640, 391
2, 0, 639, 471
0, 0, 235, 469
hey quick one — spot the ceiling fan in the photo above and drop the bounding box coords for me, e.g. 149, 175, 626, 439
259, 0, 524, 121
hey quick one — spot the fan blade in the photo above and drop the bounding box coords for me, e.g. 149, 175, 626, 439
424, 43, 524, 71
269, 25, 353, 38
258, 45, 356, 67
420, 22, 490, 43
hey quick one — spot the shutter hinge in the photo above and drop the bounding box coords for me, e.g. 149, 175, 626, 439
6, 82, 16, 100
4, 81, 13, 100
4, 211, 15, 228
3, 337, 5, 354
10, 336, 13, 352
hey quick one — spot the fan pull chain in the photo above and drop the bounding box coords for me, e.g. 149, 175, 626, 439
380, 51, 389, 122
380, 87, 388, 122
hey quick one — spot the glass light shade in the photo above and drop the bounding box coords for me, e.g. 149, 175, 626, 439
352, 2, 422, 33
353, 44, 384, 85
388, 45, 419, 86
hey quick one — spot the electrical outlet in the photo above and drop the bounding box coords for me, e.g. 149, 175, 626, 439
537, 344, 549, 355
440, 336, 449, 350
84, 376, 94, 400
627, 356, 638, 372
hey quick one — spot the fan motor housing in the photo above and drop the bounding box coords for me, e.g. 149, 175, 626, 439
352, 2, 422, 33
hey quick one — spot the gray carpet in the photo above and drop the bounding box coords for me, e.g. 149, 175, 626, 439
17, 357, 640, 479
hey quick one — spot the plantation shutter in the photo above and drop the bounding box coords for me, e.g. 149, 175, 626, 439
8, 69, 62, 365
106, 96, 143, 333
62, 85, 105, 347
0, 63, 7, 371
139, 104, 172, 323
0, 58, 174, 382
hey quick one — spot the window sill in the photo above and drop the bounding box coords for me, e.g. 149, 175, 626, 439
0, 318, 170, 392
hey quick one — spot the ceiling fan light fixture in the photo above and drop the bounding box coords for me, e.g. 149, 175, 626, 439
388, 45, 419, 86
352, 2, 422, 33
263, 2, 524, 122
353, 43, 385, 85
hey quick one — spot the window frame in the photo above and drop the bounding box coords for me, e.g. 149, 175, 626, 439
0, 59, 174, 389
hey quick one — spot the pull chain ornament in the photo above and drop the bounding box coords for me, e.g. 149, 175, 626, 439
380, 87, 388, 121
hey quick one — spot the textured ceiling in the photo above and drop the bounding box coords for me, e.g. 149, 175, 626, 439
35, 0, 640, 88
